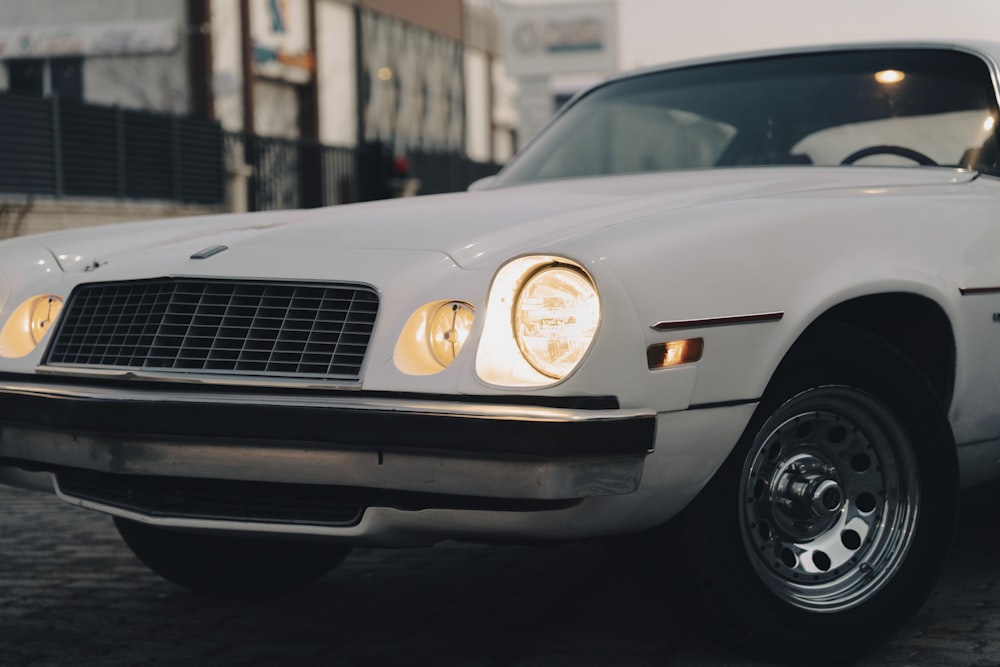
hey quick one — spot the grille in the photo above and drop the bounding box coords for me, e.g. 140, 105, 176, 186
56, 470, 364, 527
45, 278, 379, 381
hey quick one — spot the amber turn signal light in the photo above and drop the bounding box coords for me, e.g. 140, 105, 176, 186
647, 338, 703, 369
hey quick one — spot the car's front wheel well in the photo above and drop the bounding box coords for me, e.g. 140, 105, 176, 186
797, 293, 955, 408
678, 316, 958, 662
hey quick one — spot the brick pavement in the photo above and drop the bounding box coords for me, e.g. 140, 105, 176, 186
3, 482, 1000, 666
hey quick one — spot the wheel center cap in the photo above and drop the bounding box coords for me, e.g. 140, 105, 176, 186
774, 457, 844, 521
810, 479, 844, 518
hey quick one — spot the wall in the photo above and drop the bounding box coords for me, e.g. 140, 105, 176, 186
211, 0, 245, 132
464, 48, 491, 162
0, 0, 191, 113
361, 0, 463, 41
317, 0, 358, 146
491, 57, 518, 160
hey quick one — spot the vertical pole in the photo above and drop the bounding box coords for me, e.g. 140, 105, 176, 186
302, 0, 320, 140
300, 0, 322, 207
352, 4, 366, 203
239, 0, 255, 136
486, 51, 495, 165
116, 106, 126, 198
50, 92, 64, 197
171, 116, 182, 201
353, 4, 365, 151
239, 0, 256, 210
187, 0, 215, 118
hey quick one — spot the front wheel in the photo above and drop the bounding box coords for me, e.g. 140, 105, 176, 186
740, 386, 919, 613
682, 328, 957, 663
115, 518, 352, 595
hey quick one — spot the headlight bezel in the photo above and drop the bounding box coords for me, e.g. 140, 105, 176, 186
476, 255, 601, 388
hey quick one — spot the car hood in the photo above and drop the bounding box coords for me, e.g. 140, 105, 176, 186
35, 167, 975, 277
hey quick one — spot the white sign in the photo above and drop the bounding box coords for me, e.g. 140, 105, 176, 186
0, 20, 178, 59
501, 2, 618, 77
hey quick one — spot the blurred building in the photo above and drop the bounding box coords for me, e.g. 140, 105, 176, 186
0, 0, 517, 234
498, 1, 617, 143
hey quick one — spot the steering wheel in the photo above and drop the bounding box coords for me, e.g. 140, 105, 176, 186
840, 145, 938, 166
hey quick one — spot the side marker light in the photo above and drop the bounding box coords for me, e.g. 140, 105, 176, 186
647, 338, 703, 369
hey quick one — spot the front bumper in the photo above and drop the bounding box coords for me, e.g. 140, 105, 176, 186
0, 376, 655, 514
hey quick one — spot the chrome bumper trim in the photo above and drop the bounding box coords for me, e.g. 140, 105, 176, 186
0, 378, 654, 501
0, 379, 650, 424
2, 427, 643, 500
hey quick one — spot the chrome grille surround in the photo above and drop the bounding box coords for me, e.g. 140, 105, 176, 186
44, 278, 379, 381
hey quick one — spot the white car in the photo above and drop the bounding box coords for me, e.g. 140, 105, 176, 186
2, 40, 999, 662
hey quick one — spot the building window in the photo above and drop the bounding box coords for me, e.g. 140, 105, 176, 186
50, 58, 83, 98
6, 57, 83, 98
8, 59, 44, 96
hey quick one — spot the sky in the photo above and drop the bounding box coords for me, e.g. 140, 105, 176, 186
495, 0, 1000, 72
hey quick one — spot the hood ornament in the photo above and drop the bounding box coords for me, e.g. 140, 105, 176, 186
190, 245, 229, 260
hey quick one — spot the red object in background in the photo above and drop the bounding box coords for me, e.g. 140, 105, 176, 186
392, 156, 410, 177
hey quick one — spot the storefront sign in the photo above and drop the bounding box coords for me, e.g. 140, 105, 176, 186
501, 2, 617, 76
0, 19, 178, 59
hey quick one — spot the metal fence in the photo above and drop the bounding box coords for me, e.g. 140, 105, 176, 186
1, 92, 502, 212
236, 135, 503, 211
0, 93, 225, 204
228, 134, 363, 212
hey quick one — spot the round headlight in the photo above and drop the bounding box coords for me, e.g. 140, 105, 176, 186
514, 265, 599, 379
30, 295, 63, 344
0, 294, 64, 358
428, 301, 475, 367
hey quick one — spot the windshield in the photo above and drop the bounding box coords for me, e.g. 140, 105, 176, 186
494, 49, 1000, 186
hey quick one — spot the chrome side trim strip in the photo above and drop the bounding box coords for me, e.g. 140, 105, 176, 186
651, 311, 784, 332
959, 286, 1000, 296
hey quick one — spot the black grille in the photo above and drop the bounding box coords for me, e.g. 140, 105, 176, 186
56, 470, 364, 527
46, 279, 379, 381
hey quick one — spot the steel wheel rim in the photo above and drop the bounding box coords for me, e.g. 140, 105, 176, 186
739, 387, 920, 612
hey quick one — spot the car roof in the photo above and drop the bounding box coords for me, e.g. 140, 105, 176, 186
602, 40, 1000, 84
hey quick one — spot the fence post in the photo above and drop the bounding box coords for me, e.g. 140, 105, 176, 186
50, 92, 64, 197
171, 116, 181, 202
245, 133, 258, 211
116, 107, 126, 198
357, 142, 392, 201
300, 140, 322, 208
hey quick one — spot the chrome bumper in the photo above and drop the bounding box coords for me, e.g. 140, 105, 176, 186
0, 378, 655, 501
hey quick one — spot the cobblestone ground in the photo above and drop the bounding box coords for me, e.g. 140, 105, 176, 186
2, 481, 1000, 666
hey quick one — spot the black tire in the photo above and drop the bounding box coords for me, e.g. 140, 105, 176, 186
681, 325, 958, 664
114, 517, 352, 595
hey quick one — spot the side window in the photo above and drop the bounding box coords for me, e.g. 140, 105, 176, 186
532, 104, 736, 179
607, 108, 734, 172
536, 110, 607, 179
6, 57, 83, 99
